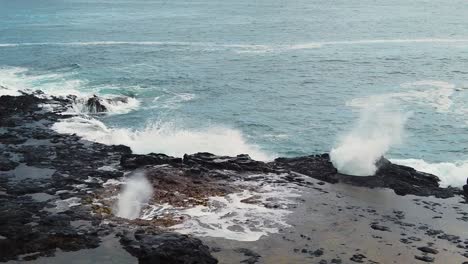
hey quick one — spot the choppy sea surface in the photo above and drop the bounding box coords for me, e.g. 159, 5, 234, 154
1, 0, 468, 186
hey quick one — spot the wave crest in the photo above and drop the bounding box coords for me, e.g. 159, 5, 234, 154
391, 159, 468, 188
52, 117, 271, 161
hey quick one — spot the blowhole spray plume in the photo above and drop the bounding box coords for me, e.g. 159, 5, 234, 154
330, 102, 408, 176
116, 172, 153, 220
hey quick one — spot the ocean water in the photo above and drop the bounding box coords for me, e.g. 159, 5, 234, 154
1, 0, 468, 186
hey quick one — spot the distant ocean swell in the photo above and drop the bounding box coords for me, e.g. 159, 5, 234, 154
1, 38, 468, 53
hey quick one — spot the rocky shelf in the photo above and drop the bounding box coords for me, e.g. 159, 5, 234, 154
1, 93, 468, 263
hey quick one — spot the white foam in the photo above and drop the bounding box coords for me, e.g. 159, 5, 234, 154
48, 197, 81, 213
140, 204, 174, 220
52, 117, 271, 160
2, 38, 468, 52
331, 102, 407, 176
0, 66, 140, 115
391, 159, 468, 188
0, 66, 86, 96
172, 175, 301, 241
71, 96, 140, 115
347, 80, 455, 113
149, 92, 195, 109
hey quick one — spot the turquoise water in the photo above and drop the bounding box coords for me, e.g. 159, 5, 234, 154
1, 0, 468, 167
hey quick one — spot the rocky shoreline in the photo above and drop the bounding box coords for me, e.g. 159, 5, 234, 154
1, 93, 468, 263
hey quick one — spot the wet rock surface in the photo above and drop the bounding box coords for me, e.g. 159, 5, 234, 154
85, 95, 108, 113
273, 155, 460, 198
120, 230, 217, 264
1, 93, 468, 263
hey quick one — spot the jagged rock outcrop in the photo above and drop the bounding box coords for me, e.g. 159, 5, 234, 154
120, 231, 218, 264
85, 95, 107, 113
273, 154, 460, 198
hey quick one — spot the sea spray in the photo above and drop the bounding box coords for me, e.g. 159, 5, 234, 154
330, 103, 408, 176
116, 172, 153, 219
391, 158, 468, 187
53, 118, 271, 161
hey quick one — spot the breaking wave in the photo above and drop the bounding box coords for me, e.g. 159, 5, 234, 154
347, 80, 455, 113
52, 117, 271, 161
391, 159, 468, 188
0, 66, 140, 115
1, 66, 270, 160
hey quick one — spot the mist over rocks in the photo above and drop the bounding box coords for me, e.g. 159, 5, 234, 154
1, 92, 467, 263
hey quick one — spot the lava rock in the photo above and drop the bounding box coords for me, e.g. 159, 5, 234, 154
350, 253, 366, 263
120, 153, 182, 169
234, 248, 261, 264
417, 246, 438, 254
463, 185, 468, 197
85, 95, 107, 113
273, 155, 459, 198
414, 255, 434, 262
370, 224, 391, 232
184, 152, 272, 172
120, 231, 218, 264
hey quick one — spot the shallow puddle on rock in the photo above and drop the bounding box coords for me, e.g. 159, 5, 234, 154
9, 164, 55, 181
23, 192, 56, 202
6, 235, 137, 264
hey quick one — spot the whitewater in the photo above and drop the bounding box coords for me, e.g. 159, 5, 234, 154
1, 65, 467, 188
1, 0, 468, 189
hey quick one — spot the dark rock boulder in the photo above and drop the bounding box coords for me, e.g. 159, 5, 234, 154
120, 231, 218, 264
463, 185, 468, 197
273, 154, 459, 198
273, 154, 338, 183
0, 155, 18, 171
121, 153, 182, 169
84, 95, 132, 114
183, 152, 272, 172
0, 95, 44, 127
85, 95, 107, 113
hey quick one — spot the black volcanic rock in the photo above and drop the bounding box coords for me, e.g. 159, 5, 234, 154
183, 152, 272, 172
463, 185, 468, 197
86, 95, 107, 113
1, 92, 466, 263
273, 155, 459, 198
120, 231, 218, 264
121, 153, 182, 169
0, 155, 18, 171
273, 154, 339, 183
84, 95, 131, 114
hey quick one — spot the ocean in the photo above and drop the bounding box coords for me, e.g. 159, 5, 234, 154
1, 0, 468, 186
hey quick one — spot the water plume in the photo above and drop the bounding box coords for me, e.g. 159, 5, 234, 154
116, 172, 153, 220
330, 102, 407, 176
